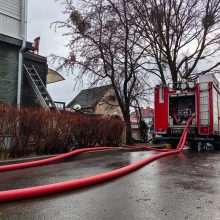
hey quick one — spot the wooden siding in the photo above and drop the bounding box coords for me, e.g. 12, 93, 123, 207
0, 0, 22, 39
0, 41, 19, 105
0, 33, 22, 46
95, 88, 123, 116
0, 0, 21, 19
0, 13, 21, 39
22, 52, 48, 107
0, 33, 32, 50
0, 35, 47, 107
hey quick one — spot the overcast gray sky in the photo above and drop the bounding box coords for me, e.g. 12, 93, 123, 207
27, 0, 220, 107
27, 0, 85, 104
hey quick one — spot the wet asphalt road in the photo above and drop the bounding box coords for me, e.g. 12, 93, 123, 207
0, 149, 220, 220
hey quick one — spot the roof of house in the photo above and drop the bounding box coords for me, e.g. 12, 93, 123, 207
131, 107, 154, 117
130, 107, 154, 124
47, 68, 65, 84
67, 85, 112, 109
130, 115, 138, 123
141, 107, 154, 117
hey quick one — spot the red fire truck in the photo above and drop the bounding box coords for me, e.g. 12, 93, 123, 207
154, 73, 220, 150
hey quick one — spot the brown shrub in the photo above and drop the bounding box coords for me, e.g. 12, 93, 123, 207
0, 104, 124, 159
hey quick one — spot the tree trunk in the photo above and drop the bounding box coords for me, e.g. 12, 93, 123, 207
172, 73, 178, 89
124, 114, 133, 145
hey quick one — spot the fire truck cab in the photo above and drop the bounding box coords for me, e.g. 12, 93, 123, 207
154, 73, 220, 150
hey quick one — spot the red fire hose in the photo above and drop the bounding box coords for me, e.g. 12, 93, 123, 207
0, 147, 113, 172
133, 116, 191, 152
0, 116, 194, 202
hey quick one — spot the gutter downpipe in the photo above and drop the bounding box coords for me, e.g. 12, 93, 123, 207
17, 0, 27, 107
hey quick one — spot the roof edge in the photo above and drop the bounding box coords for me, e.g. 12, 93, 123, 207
66, 84, 113, 108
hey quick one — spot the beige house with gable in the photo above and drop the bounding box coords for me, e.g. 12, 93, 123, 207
67, 85, 122, 116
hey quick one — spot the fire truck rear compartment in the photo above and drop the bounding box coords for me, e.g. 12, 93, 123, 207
169, 94, 195, 126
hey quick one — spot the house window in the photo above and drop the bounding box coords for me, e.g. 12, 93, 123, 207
108, 95, 116, 102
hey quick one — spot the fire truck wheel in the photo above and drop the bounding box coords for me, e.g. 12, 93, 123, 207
213, 143, 220, 150
188, 142, 198, 151
151, 139, 161, 144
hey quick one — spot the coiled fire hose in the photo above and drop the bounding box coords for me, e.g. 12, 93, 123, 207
0, 116, 194, 202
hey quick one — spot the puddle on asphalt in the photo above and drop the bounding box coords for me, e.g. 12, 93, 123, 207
175, 180, 215, 194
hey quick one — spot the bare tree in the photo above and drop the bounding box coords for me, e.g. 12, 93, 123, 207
132, 0, 220, 87
52, 0, 150, 144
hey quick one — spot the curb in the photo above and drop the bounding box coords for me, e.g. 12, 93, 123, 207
0, 154, 57, 166
0, 147, 145, 166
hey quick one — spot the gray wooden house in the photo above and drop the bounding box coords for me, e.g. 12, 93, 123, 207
0, 0, 62, 109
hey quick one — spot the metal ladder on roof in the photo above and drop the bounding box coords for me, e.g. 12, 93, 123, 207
23, 65, 58, 111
